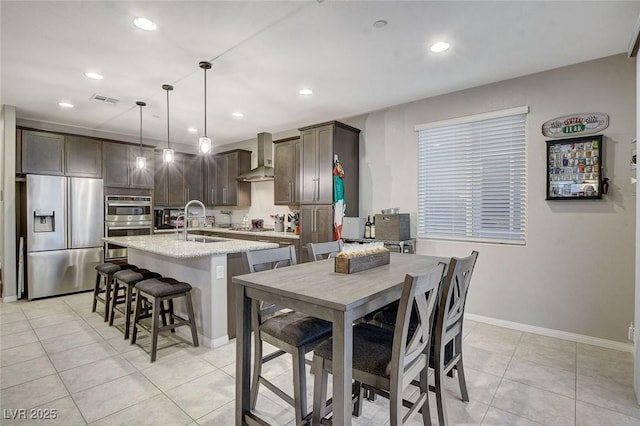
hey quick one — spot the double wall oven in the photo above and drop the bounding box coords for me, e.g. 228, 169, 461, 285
104, 195, 153, 260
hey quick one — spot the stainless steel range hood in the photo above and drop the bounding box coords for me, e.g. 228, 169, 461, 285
237, 132, 274, 182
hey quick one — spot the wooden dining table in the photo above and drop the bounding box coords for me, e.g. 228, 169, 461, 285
232, 252, 448, 425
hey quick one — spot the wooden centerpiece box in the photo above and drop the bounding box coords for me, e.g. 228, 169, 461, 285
335, 247, 390, 274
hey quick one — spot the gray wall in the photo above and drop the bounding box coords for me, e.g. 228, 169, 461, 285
343, 54, 636, 343
634, 49, 640, 399
1, 105, 17, 301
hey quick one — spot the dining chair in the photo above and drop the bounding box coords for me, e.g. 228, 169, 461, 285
432, 250, 478, 426
364, 251, 479, 425
311, 263, 445, 426
307, 240, 344, 261
244, 245, 333, 425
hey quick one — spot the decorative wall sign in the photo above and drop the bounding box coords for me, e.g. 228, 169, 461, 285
542, 113, 609, 138
546, 135, 603, 200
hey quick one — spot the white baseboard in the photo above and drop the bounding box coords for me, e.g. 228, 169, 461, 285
1, 296, 18, 303
466, 313, 633, 353
174, 328, 229, 349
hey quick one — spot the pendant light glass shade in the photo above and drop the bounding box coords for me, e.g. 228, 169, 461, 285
199, 61, 212, 154
199, 136, 212, 154
135, 101, 147, 169
162, 84, 174, 163
135, 156, 147, 169
162, 148, 174, 163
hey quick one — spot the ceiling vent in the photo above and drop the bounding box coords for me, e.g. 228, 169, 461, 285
89, 94, 119, 105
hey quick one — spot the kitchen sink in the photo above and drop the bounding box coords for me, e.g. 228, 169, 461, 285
189, 236, 227, 244
186, 236, 228, 243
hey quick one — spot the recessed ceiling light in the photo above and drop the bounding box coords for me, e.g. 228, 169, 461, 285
134, 17, 157, 31
58, 101, 74, 108
84, 72, 104, 80
430, 41, 450, 53
232, 112, 244, 118
373, 20, 387, 28
299, 88, 313, 95
187, 127, 198, 133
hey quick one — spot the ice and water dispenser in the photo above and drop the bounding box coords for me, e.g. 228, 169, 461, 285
33, 209, 56, 233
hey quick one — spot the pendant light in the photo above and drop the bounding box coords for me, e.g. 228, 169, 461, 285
135, 101, 147, 169
198, 61, 212, 154
162, 84, 175, 163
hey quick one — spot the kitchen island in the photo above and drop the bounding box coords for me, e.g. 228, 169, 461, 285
102, 234, 278, 348
154, 227, 300, 240
155, 226, 301, 259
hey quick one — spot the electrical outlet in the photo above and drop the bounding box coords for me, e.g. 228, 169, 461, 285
628, 322, 635, 342
216, 265, 224, 279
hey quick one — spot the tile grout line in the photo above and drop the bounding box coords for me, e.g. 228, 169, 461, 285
473, 327, 521, 425
17, 300, 91, 425
79, 303, 199, 424
62, 299, 166, 425
46, 297, 99, 425
475, 329, 542, 426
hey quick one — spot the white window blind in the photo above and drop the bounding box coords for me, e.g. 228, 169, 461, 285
417, 108, 527, 244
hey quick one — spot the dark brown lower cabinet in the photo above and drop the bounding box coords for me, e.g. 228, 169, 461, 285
299, 204, 333, 263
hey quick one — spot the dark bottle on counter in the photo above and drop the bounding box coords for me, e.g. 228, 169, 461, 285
364, 215, 372, 239
370, 216, 376, 239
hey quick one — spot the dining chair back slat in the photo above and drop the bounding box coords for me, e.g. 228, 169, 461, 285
243, 245, 332, 425
433, 250, 479, 426
245, 245, 297, 272
307, 240, 344, 261
312, 263, 446, 426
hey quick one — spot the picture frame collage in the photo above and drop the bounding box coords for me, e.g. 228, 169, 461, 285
546, 135, 603, 200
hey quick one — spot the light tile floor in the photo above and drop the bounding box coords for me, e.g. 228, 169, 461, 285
0, 291, 638, 425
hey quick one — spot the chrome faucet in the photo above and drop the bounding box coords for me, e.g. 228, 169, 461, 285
175, 212, 185, 240
183, 199, 206, 241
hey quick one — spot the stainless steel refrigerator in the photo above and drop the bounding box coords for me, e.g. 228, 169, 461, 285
26, 174, 104, 299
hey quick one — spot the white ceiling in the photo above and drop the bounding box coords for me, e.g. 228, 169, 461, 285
2, 1, 639, 149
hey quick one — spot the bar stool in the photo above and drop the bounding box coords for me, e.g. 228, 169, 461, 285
130, 277, 199, 362
109, 268, 162, 339
93, 262, 137, 321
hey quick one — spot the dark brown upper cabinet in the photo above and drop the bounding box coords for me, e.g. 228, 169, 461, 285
205, 150, 251, 207
20, 130, 103, 178
103, 141, 154, 189
154, 152, 203, 207
274, 137, 300, 205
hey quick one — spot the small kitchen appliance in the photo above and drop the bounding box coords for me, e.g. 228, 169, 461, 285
104, 195, 153, 259
342, 217, 366, 239
251, 219, 264, 230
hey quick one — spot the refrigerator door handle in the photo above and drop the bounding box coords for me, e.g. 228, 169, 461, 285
107, 225, 152, 231
65, 177, 70, 248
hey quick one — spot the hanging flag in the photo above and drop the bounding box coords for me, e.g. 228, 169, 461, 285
333, 158, 345, 240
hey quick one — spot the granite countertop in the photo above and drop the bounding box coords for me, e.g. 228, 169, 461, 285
102, 234, 279, 259
154, 227, 300, 240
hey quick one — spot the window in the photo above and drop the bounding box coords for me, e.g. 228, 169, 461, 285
416, 106, 528, 244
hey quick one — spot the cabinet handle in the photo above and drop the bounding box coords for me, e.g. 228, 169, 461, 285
289, 182, 293, 202
316, 178, 320, 201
